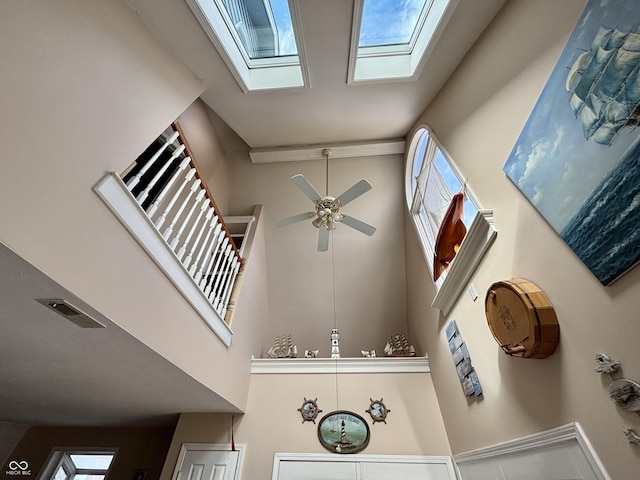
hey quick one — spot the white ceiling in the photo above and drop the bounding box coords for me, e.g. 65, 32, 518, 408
128, 0, 506, 150
1, 0, 506, 428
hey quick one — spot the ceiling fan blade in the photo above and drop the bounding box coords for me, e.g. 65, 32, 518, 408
291, 174, 322, 202
317, 226, 330, 252
335, 179, 372, 206
276, 212, 314, 227
341, 214, 376, 236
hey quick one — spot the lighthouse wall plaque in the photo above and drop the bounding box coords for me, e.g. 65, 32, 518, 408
317, 410, 370, 454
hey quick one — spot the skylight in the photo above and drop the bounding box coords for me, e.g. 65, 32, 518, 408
348, 0, 456, 83
186, 0, 308, 91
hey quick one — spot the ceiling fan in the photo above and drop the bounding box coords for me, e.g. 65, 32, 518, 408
276, 149, 376, 251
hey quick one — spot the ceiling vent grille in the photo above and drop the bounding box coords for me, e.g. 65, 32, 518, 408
36, 298, 105, 329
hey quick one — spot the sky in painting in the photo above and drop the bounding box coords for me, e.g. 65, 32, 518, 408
503, 0, 640, 232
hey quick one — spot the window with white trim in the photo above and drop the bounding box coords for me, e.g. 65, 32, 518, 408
406, 127, 496, 314
186, 0, 308, 91
44, 450, 116, 480
348, 0, 456, 83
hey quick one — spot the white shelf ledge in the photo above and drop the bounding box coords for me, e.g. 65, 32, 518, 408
251, 356, 430, 374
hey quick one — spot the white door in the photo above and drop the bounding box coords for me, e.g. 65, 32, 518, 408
172, 444, 243, 480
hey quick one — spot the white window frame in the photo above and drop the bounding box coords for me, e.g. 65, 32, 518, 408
406, 127, 496, 315
39, 448, 117, 480
347, 0, 459, 84
186, 0, 310, 92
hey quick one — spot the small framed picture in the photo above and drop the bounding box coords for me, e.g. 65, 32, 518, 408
131, 469, 147, 480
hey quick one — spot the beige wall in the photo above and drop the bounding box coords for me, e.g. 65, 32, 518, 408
226, 149, 409, 358
4, 426, 173, 480
160, 371, 451, 480
0, 0, 261, 411
406, 1, 640, 479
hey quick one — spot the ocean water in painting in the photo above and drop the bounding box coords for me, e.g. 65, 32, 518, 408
561, 138, 640, 284
503, 0, 640, 284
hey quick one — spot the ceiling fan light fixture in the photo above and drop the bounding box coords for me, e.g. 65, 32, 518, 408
312, 217, 323, 228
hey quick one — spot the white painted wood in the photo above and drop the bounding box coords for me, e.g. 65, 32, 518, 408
164, 177, 201, 243
251, 356, 430, 374
136, 145, 186, 205
126, 130, 180, 190
208, 244, 232, 301
175, 192, 208, 259
204, 238, 229, 297
147, 157, 191, 218
93, 173, 233, 346
272, 454, 456, 480
431, 209, 497, 315
194, 224, 223, 282
217, 258, 240, 315
454, 423, 611, 480
156, 168, 196, 230
249, 140, 406, 163
184, 207, 215, 269
172, 443, 244, 480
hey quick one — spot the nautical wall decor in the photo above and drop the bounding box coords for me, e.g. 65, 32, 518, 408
594, 353, 640, 445
298, 397, 322, 424
366, 398, 390, 424
502, 0, 640, 285
331, 328, 340, 358
485, 279, 559, 359
446, 320, 482, 397
317, 410, 370, 454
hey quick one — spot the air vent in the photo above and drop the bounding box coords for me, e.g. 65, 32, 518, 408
36, 298, 105, 329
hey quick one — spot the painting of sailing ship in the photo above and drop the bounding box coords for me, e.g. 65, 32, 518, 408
503, 0, 640, 285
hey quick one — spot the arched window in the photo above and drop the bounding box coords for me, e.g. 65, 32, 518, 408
406, 127, 496, 314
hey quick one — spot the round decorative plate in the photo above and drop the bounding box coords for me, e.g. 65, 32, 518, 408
317, 410, 370, 454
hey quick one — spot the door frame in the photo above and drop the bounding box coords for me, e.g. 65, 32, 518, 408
272, 453, 457, 480
171, 443, 246, 480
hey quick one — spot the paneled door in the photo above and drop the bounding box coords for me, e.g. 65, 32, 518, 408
172, 443, 244, 480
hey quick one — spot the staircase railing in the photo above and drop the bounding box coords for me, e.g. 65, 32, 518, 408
94, 122, 244, 346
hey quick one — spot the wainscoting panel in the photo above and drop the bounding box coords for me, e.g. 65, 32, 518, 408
454, 423, 610, 480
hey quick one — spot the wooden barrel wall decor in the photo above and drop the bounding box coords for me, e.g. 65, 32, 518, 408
485, 278, 559, 359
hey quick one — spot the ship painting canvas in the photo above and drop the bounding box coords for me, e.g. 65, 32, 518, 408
503, 0, 640, 285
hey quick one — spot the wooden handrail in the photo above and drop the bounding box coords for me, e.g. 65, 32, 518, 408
172, 121, 244, 265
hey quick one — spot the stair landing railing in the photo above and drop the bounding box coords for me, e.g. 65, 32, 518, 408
94, 122, 244, 346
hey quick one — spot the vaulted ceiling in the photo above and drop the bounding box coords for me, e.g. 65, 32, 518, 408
0, 0, 506, 428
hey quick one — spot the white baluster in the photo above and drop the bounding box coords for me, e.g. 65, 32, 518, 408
198, 228, 226, 289
215, 256, 239, 314
203, 237, 229, 297
136, 145, 186, 205
155, 168, 196, 230
162, 177, 201, 242
126, 131, 180, 190
172, 189, 206, 255
146, 157, 191, 218
192, 221, 221, 281
208, 243, 233, 302
184, 207, 214, 270
218, 259, 241, 315
175, 189, 210, 261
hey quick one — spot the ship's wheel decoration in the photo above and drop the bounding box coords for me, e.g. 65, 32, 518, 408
366, 398, 390, 424
298, 398, 322, 424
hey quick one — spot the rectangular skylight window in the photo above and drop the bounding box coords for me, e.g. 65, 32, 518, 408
348, 0, 457, 83
186, 0, 308, 91
358, 0, 427, 48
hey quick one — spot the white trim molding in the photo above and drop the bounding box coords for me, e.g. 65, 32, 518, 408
249, 139, 406, 163
93, 172, 233, 347
273, 453, 456, 480
251, 356, 429, 374
454, 423, 610, 480
431, 209, 497, 315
